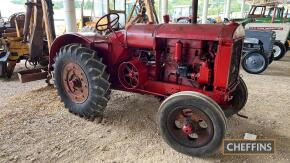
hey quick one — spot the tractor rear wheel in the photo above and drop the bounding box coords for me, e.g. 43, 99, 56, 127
242, 50, 268, 74
268, 52, 274, 65
223, 78, 248, 118
273, 41, 286, 60
54, 44, 111, 120
158, 91, 227, 156
0, 61, 7, 77
285, 41, 289, 51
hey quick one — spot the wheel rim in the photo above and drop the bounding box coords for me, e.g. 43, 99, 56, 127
119, 62, 139, 89
167, 107, 214, 148
273, 45, 281, 58
244, 53, 266, 73
62, 63, 89, 103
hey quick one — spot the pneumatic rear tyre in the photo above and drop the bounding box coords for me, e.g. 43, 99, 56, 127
54, 44, 111, 120
284, 41, 289, 51
0, 61, 7, 77
158, 91, 227, 156
268, 52, 274, 65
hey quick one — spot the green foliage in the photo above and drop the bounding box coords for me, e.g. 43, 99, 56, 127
169, 0, 251, 16
10, 0, 251, 17
9, 0, 90, 9
10, 0, 26, 5
52, 1, 63, 9
83, 0, 93, 9
52, 0, 92, 9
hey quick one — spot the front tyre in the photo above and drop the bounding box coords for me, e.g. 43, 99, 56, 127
242, 50, 268, 74
54, 44, 111, 120
273, 41, 286, 60
223, 78, 248, 117
158, 91, 227, 156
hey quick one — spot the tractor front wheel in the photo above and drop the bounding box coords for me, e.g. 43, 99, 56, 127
242, 50, 268, 74
158, 91, 227, 156
54, 44, 111, 120
273, 41, 286, 60
223, 78, 248, 118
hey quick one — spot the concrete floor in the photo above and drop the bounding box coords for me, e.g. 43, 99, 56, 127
0, 52, 289, 162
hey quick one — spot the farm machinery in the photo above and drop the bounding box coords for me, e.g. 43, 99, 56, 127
0, 0, 55, 79
235, 3, 290, 60
80, 0, 159, 32
242, 30, 275, 74
48, 0, 247, 156
0, 12, 27, 78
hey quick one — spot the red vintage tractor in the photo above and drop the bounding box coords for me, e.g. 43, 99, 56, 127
48, 12, 247, 156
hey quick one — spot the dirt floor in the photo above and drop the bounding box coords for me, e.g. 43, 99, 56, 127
0, 52, 290, 163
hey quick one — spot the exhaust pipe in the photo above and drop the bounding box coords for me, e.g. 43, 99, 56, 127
192, 0, 198, 24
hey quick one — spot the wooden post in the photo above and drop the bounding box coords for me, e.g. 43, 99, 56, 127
41, 0, 53, 51
126, 0, 138, 24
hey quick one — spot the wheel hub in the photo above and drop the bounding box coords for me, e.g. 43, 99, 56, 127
170, 108, 213, 148
182, 123, 193, 135
62, 63, 89, 103
245, 53, 265, 72
68, 76, 82, 90
273, 45, 281, 58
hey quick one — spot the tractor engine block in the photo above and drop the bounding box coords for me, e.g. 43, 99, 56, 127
161, 39, 215, 89
122, 39, 217, 91
158, 40, 216, 92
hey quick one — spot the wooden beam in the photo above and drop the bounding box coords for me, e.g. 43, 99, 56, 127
41, 0, 53, 51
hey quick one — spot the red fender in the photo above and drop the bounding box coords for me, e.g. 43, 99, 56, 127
49, 34, 92, 71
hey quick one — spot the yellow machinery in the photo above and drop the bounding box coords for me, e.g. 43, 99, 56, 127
0, 13, 28, 78
0, 0, 158, 79
0, 0, 55, 79
80, 0, 158, 32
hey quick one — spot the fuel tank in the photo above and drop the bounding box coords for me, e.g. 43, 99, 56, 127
126, 23, 241, 49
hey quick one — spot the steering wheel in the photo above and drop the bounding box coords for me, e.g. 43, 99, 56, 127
95, 13, 120, 32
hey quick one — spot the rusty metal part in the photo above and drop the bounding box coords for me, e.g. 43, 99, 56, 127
18, 68, 48, 83
118, 60, 147, 89
29, 0, 44, 62
23, 1, 34, 42
46, 0, 56, 40
172, 108, 214, 148
62, 63, 89, 103
8, 12, 25, 28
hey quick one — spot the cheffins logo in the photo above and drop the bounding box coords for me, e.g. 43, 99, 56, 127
222, 139, 275, 155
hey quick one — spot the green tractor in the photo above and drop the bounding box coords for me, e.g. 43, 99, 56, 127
236, 3, 289, 25
248, 4, 289, 23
